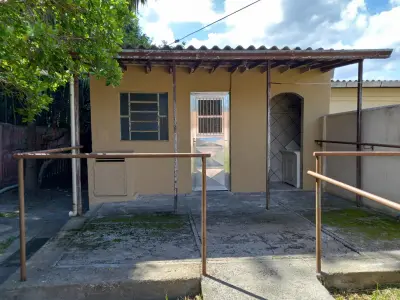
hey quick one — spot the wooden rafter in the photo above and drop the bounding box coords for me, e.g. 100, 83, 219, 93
209, 61, 222, 73
320, 60, 359, 72
119, 61, 127, 72
239, 61, 249, 73
248, 61, 264, 70
260, 61, 281, 73
299, 60, 340, 74
145, 61, 151, 73
279, 65, 291, 73
189, 61, 202, 74
228, 61, 243, 73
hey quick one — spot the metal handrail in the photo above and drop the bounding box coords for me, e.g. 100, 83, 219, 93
14, 150, 211, 281
16, 146, 83, 154
308, 151, 400, 275
315, 139, 400, 149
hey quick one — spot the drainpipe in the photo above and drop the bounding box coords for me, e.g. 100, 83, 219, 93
69, 77, 78, 217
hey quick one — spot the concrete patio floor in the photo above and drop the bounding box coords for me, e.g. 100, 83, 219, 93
1, 191, 400, 299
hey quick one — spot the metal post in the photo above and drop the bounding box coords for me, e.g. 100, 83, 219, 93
201, 156, 207, 276
266, 60, 271, 209
74, 76, 82, 215
69, 77, 78, 217
172, 65, 178, 213
315, 156, 322, 274
18, 158, 26, 281
356, 60, 363, 207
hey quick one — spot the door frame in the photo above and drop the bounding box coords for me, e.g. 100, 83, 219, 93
190, 92, 230, 191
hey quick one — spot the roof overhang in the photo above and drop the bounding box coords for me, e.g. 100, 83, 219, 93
118, 47, 393, 74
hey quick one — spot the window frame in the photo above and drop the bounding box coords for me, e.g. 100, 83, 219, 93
120, 92, 169, 141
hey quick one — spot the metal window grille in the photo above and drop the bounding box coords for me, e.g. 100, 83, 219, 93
120, 93, 168, 141
197, 98, 223, 135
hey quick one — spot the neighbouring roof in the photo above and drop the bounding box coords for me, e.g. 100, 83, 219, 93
331, 80, 400, 88
119, 45, 393, 74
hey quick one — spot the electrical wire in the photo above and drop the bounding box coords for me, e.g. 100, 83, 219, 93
169, 0, 263, 46
138, 0, 263, 61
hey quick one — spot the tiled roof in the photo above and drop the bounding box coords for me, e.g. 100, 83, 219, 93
127, 45, 336, 51
331, 80, 400, 87
119, 46, 393, 73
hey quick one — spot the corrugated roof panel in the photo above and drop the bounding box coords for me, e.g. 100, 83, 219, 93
331, 80, 400, 87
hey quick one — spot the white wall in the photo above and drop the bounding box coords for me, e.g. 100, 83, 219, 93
323, 105, 400, 216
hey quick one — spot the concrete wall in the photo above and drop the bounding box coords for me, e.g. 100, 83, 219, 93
89, 66, 331, 204
323, 105, 400, 215
330, 87, 400, 113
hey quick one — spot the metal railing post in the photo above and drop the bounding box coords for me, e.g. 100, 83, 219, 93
18, 158, 26, 281
13, 151, 211, 280
201, 155, 207, 276
315, 155, 322, 274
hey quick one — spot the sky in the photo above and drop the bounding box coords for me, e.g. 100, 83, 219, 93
138, 0, 400, 80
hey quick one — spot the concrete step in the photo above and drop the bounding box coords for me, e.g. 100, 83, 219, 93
201, 258, 333, 300
320, 252, 400, 291
1, 262, 201, 300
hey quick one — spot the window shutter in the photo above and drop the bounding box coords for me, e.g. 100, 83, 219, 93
159, 93, 169, 141
120, 93, 129, 140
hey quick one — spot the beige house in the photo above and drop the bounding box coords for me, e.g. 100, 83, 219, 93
88, 46, 392, 205
331, 80, 400, 113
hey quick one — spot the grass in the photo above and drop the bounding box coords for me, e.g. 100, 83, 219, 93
321, 208, 400, 240
0, 211, 19, 218
334, 287, 400, 300
0, 236, 17, 254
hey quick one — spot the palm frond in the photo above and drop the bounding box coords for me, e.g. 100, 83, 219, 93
128, 0, 148, 12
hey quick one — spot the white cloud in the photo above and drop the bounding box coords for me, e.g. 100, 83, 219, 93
390, 0, 400, 6
140, 0, 400, 79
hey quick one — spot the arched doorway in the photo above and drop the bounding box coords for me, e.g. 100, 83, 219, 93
270, 93, 303, 190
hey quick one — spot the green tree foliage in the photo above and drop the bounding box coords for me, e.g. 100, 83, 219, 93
123, 17, 152, 48
0, 0, 149, 122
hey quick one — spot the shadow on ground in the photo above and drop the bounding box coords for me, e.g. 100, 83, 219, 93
1, 190, 400, 299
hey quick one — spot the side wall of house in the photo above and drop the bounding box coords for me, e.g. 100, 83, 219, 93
323, 105, 400, 216
330, 87, 400, 113
88, 66, 331, 205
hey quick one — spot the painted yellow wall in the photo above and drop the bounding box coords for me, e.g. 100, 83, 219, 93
89, 66, 331, 204
330, 87, 400, 113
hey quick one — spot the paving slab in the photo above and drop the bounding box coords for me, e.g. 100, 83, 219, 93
0, 199, 202, 300
0, 189, 72, 284
202, 257, 333, 300
2, 191, 400, 299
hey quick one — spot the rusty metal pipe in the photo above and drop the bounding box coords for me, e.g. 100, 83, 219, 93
18, 158, 26, 281
315, 157, 322, 274
314, 140, 400, 149
13, 153, 211, 159
201, 156, 207, 276
172, 65, 178, 213
21, 146, 82, 154
313, 151, 400, 157
266, 60, 271, 210
13, 152, 210, 280
356, 60, 363, 207
308, 171, 400, 212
